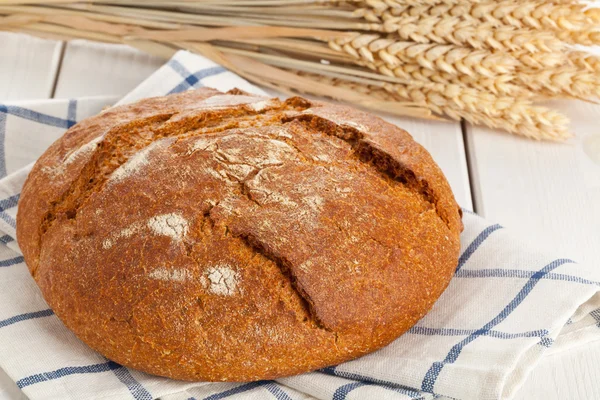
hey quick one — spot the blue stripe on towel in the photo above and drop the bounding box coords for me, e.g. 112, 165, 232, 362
0, 105, 76, 129
16, 361, 121, 388
0, 309, 54, 329
67, 99, 77, 124
167, 59, 226, 94
456, 268, 600, 286
17, 360, 152, 400
0, 256, 24, 267
333, 382, 368, 400
408, 326, 548, 339
203, 382, 274, 400
455, 224, 503, 272
321, 367, 423, 399
263, 382, 293, 400
111, 366, 153, 400
0, 234, 13, 244
421, 258, 575, 393
0, 193, 20, 228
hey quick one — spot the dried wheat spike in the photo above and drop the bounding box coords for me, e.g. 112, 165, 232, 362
361, 55, 597, 101
330, 34, 565, 80
380, 15, 565, 52
385, 83, 571, 140
371, 1, 593, 31
381, 62, 530, 96
557, 29, 600, 46
568, 51, 600, 73
331, 35, 516, 75
353, 0, 580, 14
518, 67, 600, 99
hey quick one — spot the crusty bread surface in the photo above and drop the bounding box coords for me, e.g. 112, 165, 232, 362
16, 88, 462, 381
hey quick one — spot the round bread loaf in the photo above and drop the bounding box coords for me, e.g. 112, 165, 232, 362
17, 88, 462, 381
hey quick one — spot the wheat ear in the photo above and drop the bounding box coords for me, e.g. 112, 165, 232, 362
330, 34, 566, 80
568, 51, 600, 73
387, 83, 570, 140
378, 15, 565, 52
299, 69, 571, 140
359, 1, 593, 33
517, 67, 600, 99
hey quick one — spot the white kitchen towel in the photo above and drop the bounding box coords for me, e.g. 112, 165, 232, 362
0, 50, 598, 400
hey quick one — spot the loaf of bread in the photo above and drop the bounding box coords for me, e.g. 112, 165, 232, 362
17, 88, 462, 381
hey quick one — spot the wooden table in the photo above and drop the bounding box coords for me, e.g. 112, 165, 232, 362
1, 32, 599, 400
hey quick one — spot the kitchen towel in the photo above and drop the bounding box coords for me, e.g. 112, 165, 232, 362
0, 50, 598, 400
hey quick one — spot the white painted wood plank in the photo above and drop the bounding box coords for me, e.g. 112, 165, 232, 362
515, 341, 600, 400
53, 40, 165, 98
0, 367, 26, 400
466, 101, 600, 400
0, 32, 63, 101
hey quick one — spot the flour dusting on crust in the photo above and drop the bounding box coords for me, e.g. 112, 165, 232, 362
102, 212, 188, 249
204, 265, 240, 296
147, 213, 189, 242
102, 221, 142, 249
149, 267, 192, 282
43, 136, 103, 176
108, 140, 163, 184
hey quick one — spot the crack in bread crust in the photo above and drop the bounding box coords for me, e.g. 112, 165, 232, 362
282, 114, 451, 230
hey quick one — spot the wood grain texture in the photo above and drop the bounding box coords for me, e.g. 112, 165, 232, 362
53, 40, 165, 98
0, 32, 63, 101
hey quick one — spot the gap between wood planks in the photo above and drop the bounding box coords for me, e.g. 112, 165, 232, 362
461, 119, 480, 215
49, 41, 66, 99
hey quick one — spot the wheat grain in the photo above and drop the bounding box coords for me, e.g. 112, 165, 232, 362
557, 29, 600, 46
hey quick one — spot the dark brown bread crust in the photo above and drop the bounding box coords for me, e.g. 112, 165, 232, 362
16, 88, 462, 381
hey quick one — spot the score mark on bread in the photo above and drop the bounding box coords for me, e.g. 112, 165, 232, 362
16, 88, 462, 382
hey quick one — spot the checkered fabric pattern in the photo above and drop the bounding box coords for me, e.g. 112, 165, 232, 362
0, 50, 598, 400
